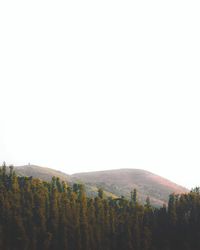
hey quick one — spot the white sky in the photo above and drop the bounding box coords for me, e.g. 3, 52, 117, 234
0, 0, 200, 189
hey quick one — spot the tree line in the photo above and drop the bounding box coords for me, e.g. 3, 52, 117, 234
0, 163, 200, 250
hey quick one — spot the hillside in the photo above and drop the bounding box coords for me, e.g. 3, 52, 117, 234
15, 165, 70, 182
72, 169, 188, 206
15, 165, 117, 199
15, 165, 188, 206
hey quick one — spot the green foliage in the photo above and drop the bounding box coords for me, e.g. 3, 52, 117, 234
0, 164, 199, 250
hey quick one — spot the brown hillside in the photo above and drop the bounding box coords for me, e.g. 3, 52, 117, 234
15, 166, 188, 206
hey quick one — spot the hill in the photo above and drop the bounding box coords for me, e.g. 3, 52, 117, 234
15, 165, 70, 182
72, 169, 188, 206
15, 165, 188, 206
15, 165, 117, 199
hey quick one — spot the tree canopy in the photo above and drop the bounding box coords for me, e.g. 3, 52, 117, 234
0, 164, 199, 250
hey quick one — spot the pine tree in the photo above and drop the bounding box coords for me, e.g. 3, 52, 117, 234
131, 188, 137, 205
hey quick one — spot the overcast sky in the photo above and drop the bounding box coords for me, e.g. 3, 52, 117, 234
0, 0, 200, 189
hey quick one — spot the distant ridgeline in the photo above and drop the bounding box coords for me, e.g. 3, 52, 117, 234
0, 163, 200, 250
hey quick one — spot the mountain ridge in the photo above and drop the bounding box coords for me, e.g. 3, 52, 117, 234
15, 165, 188, 206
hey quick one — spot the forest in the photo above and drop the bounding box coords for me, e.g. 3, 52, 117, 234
0, 163, 200, 250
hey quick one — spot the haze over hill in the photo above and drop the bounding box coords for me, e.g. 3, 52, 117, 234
15, 165, 188, 206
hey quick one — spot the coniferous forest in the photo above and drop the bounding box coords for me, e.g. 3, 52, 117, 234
0, 164, 200, 250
